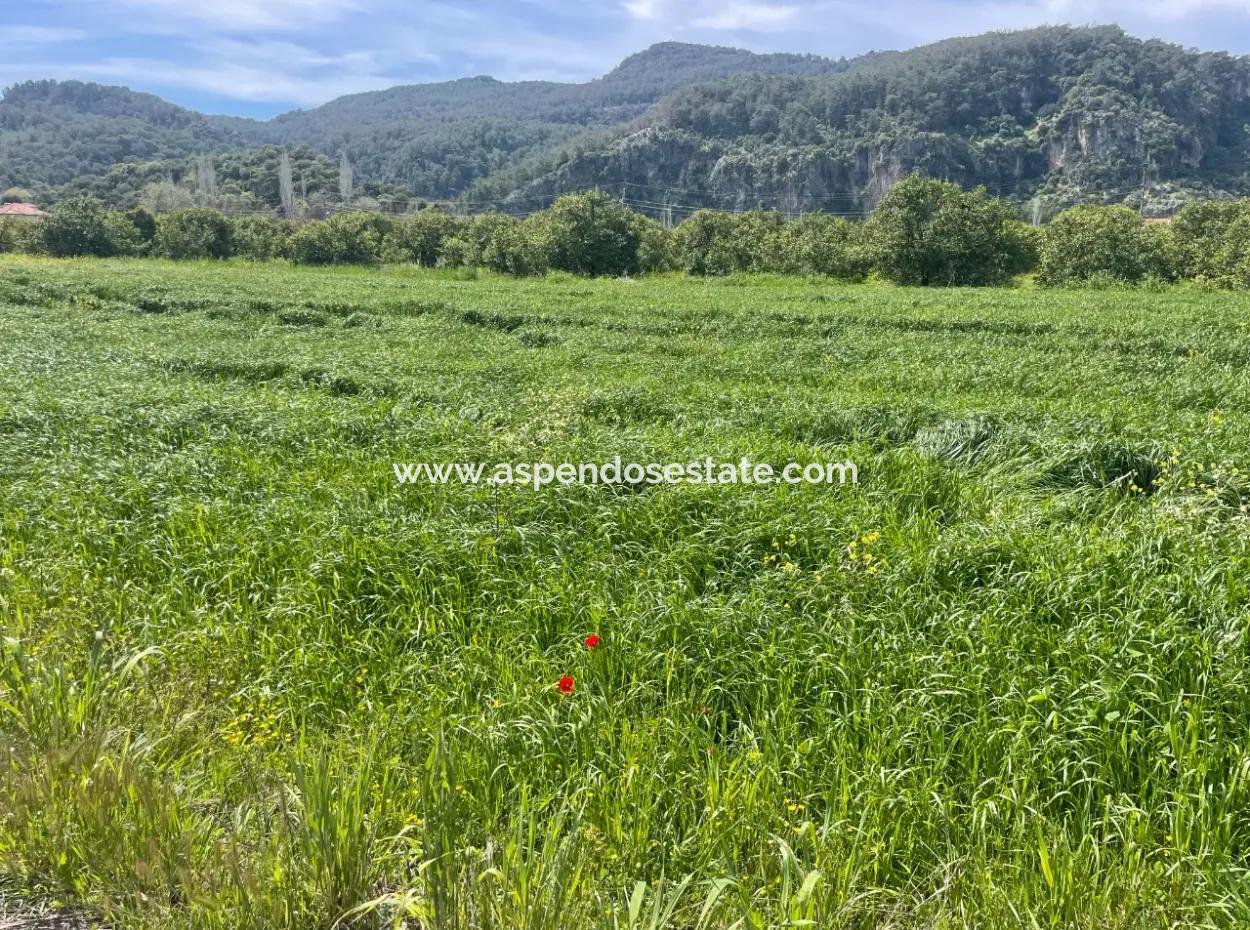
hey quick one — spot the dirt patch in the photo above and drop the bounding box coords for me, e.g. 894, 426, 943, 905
0, 900, 104, 930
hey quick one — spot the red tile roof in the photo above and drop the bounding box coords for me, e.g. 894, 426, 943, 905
0, 203, 49, 217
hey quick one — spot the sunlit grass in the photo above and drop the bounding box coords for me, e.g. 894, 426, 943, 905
2, 255, 1250, 928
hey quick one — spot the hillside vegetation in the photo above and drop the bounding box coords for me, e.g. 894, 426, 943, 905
479, 26, 1250, 217
4, 27, 1250, 214
0, 43, 853, 205
2, 257, 1250, 928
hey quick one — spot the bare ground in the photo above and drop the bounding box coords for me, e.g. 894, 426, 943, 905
0, 900, 103, 930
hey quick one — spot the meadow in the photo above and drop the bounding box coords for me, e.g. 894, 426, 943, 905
2, 254, 1250, 929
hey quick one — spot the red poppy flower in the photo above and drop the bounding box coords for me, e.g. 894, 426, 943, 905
558, 676, 575, 694
583, 634, 601, 650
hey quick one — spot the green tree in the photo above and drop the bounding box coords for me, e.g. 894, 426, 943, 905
1037, 205, 1172, 286
672, 210, 784, 276
1, 219, 45, 255
634, 214, 675, 273
538, 193, 642, 277
440, 214, 516, 267
764, 214, 867, 278
104, 213, 144, 256
41, 196, 113, 257
152, 209, 233, 259
122, 206, 158, 245
863, 177, 1035, 286
671, 211, 725, 275
140, 182, 196, 215
482, 217, 549, 276
386, 210, 459, 266
230, 216, 293, 261
1, 187, 35, 204
287, 212, 392, 265
1167, 200, 1250, 286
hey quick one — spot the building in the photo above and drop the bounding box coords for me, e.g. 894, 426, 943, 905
0, 203, 50, 220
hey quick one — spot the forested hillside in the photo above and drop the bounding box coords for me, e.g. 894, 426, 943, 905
472, 26, 1250, 218
0, 43, 855, 205
4, 27, 1249, 215
269, 42, 858, 198
0, 81, 262, 196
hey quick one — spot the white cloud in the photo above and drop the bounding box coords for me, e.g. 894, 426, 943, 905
81, 61, 377, 106
4, 33, 418, 107
9, 25, 88, 43
3, 2, 625, 108
94, 0, 362, 32
620, 0, 1250, 44
623, 0, 663, 18
76, 49, 399, 106
694, 2, 799, 30
622, 0, 802, 30
1041, 0, 1250, 18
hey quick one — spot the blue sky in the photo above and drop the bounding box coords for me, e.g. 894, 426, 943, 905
6, 0, 1250, 118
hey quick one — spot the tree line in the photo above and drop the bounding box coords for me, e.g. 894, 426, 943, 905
4, 178, 1250, 288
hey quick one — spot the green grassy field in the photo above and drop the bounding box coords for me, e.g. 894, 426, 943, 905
3, 255, 1250, 929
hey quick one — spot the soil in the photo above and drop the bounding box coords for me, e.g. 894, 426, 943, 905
0, 900, 103, 930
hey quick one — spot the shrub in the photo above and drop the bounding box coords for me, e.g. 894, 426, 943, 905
153, 209, 233, 260
386, 210, 459, 266
440, 214, 519, 268
635, 215, 675, 274
99, 208, 158, 258
672, 210, 786, 276
675, 213, 730, 276
1167, 200, 1250, 286
482, 217, 549, 276
1038, 206, 1173, 286
438, 236, 471, 268
727, 211, 787, 274
286, 221, 329, 266
863, 177, 1036, 286
288, 212, 392, 266
231, 216, 294, 261
42, 196, 114, 257
536, 193, 642, 277
122, 207, 158, 246
765, 214, 868, 279
104, 213, 145, 257
5, 220, 46, 255
671, 211, 738, 276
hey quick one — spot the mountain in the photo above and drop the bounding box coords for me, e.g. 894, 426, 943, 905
0, 80, 262, 196
3, 28, 1249, 217
0, 43, 859, 205
264, 43, 866, 198
469, 26, 1250, 218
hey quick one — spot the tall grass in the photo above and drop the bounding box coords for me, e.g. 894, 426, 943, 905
2, 256, 1250, 927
